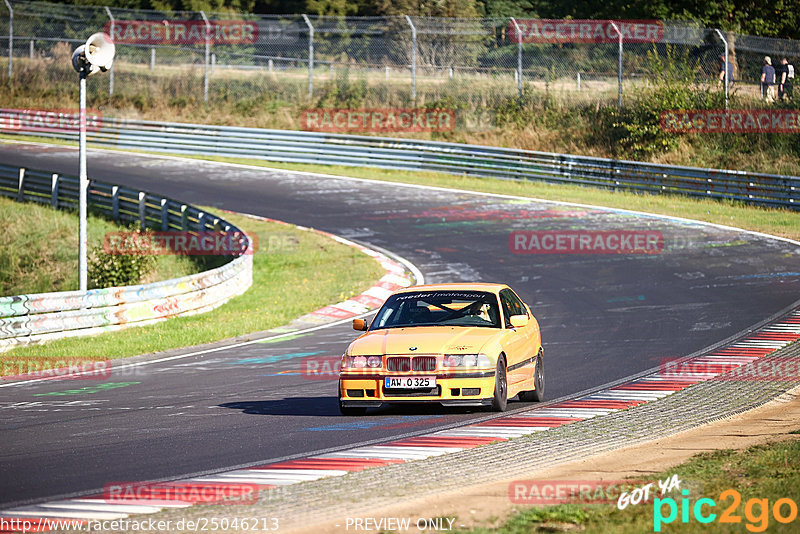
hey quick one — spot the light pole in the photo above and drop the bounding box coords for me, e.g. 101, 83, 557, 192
71, 33, 115, 292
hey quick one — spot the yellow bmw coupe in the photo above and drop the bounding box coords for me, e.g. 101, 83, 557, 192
339, 283, 544, 415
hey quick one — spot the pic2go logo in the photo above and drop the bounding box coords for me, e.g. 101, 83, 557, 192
654, 489, 799, 532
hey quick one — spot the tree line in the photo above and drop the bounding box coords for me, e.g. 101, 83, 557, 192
50, 0, 799, 40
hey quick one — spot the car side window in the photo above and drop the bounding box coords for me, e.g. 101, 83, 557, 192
499, 290, 515, 327
507, 290, 528, 317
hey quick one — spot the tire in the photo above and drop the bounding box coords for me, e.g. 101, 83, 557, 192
339, 399, 368, 416
519, 354, 545, 402
491, 355, 508, 412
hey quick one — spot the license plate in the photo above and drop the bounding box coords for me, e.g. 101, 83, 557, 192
384, 376, 437, 389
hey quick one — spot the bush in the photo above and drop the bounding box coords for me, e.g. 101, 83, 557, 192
603, 46, 725, 159
88, 231, 156, 289
316, 67, 368, 109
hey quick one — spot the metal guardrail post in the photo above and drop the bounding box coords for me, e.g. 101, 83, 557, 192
111, 185, 119, 220
16, 168, 25, 201
609, 21, 623, 109
138, 191, 146, 230
3, 0, 12, 79
200, 11, 210, 103
405, 15, 417, 100
302, 14, 314, 98
160, 198, 169, 231
104, 7, 115, 96
510, 18, 523, 98
714, 29, 729, 110
50, 173, 59, 207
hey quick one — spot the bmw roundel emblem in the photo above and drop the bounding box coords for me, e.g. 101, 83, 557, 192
409, 346, 418, 351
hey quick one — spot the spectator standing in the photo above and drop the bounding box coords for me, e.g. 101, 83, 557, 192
776, 58, 789, 101
719, 55, 733, 85
761, 56, 776, 103
777, 57, 794, 101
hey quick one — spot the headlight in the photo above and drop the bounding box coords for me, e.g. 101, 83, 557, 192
443, 353, 491, 368
342, 355, 383, 369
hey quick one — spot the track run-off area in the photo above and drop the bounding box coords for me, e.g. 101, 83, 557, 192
1, 141, 799, 519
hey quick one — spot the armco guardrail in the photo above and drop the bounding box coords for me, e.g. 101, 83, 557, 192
1, 111, 798, 209
0, 163, 253, 351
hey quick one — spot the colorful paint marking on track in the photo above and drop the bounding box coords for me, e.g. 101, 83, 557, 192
2, 310, 798, 531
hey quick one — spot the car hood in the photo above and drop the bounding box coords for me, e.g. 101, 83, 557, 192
348, 326, 498, 355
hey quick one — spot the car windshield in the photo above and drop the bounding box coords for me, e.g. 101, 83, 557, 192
370, 290, 501, 330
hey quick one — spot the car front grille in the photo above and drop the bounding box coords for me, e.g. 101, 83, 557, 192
387, 356, 411, 372
413, 356, 436, 372
386, 355, 437, 372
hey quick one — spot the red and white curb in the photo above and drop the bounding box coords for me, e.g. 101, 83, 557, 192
2, 310, 797, 529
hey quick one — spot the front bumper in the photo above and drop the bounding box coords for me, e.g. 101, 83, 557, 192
339, 370, 495, 407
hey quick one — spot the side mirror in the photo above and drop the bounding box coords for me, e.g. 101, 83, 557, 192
352, 318, 368, 331
509, 314, 529, 328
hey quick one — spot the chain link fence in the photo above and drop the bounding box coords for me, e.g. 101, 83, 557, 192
1, 1, 798, 133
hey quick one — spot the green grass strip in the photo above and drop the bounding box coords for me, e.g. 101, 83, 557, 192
456, 436, 800, 533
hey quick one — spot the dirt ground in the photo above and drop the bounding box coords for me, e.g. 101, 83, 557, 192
288, 385, 800, 534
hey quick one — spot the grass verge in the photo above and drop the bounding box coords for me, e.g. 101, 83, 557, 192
1, 209, 384, 363
0, 196, 200, 295
458, 434, 800, 533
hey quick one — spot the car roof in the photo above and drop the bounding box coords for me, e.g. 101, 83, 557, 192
392, 283, 509, 295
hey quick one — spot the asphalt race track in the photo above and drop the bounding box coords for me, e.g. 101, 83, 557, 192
1, 142, 799, 507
